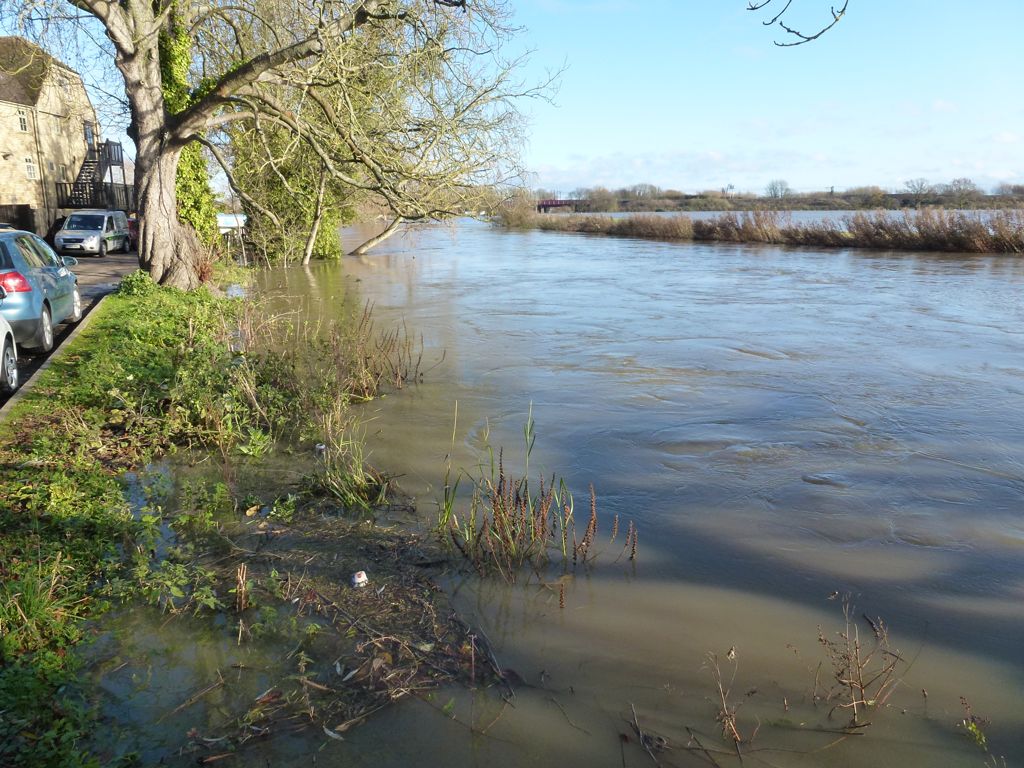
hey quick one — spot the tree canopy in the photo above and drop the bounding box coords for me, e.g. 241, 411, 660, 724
2, 0, 538, 286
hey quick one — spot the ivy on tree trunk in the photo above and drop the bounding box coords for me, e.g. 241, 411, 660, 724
158, 18, 217, 246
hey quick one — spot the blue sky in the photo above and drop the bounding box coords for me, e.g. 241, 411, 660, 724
510, 1, 1024, 196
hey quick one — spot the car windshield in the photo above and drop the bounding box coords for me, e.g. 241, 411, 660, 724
64, 214, 104, 231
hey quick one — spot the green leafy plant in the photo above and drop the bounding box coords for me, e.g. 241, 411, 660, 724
238, 426, 273, 457
958, 697, 989, 751
159, 17, 217, 243
305, 403, 389, 512
117, 269, 158, 297
0, 271, 427, 765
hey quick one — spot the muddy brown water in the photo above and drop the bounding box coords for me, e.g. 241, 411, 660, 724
98, 220, 1024, 765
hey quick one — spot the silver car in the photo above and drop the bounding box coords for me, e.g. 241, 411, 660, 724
0, 230, 82, 353
54, 210, 130, 257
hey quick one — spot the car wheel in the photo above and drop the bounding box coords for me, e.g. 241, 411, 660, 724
0, 337, 19, 394
34, 305, 53, 354
70, 287, 83, 323
99, 240, 108, 258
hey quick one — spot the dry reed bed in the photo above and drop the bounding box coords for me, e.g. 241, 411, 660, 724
515, 209, 1024, 253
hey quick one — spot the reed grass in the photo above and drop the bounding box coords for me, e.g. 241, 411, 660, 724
305, 399, 390, 511
438, 410, 628, 580
503, 208, 1024, 254
525, 213, 695, 241
226, 299, 419, 510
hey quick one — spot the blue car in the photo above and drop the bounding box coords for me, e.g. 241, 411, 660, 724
0, 230, 82, 354
0, 311, 19, 394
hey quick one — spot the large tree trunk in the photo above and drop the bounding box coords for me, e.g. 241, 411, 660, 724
116, 25, 203, 290
134, 145, 203, 289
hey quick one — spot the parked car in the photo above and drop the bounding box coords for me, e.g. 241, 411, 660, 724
0, 307, 19, 394
53, 209, 130, 257
0, 230, 82, 354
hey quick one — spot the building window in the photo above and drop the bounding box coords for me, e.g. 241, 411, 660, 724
17, 109, 28, 132
59, 164, 68, 181
25, 157, 37, 180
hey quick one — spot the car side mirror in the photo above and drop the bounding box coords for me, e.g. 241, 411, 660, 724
0, 285, 7, 300
62, 256, 78, 268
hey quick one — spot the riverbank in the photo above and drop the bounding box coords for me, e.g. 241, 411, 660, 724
0, 271, 485, 766
502, 208, 1024, 253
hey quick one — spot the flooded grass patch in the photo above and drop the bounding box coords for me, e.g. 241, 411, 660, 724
86, 493, 490, 765
0, 269, 468, 766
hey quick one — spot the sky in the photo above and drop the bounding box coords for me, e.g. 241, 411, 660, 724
508, 0, 1024, 196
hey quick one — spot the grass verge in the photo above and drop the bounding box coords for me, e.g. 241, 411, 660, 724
0, 275, 231, 767
0, 270, 451, 766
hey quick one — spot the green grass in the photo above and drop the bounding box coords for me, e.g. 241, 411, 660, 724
0, 274, 234, 766
0, 270, 411, 766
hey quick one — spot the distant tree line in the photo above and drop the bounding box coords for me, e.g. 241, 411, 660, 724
535, 178, 1024, 214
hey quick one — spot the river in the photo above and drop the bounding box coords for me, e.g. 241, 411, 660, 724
249, 219, 1024, 765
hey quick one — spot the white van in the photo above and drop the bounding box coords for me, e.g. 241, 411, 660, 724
54, 210, 130, 257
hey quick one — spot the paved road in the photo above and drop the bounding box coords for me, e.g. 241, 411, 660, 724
7, 249, 140, 396
72, 249, 141, 304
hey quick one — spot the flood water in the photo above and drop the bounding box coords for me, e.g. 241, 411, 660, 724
243, 220, 1024, 765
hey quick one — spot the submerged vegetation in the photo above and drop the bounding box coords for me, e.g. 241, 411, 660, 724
0, 264, 630, 766
437, 410, 637, 581
501, 207, 1024, 254
623, 597, 1000, 767
0, 270, 460, 766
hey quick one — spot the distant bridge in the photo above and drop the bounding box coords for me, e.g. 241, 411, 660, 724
536, 198, 584, 213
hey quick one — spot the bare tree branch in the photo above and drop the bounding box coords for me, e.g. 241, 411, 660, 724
748, 0, 849, 46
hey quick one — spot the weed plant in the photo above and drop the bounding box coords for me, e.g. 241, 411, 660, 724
0, 273, 230, 766
816, 596, 903, 728
304, 399, 390, 511
228, 299, 419, 508
438, 410, 631, 580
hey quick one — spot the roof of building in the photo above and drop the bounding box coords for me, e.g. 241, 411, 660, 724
0, 36, 68, 107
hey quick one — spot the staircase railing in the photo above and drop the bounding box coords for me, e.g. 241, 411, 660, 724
55, 182, 135, 210
58, 141, 134, 210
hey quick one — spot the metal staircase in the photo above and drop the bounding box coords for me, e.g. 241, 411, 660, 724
63, 150, 100, 207
56, 140, 134, 210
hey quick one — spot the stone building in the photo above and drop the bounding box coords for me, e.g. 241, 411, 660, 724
0, 37, 131, 235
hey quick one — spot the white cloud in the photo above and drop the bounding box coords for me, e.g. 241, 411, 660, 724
530, 142, 1023, 196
